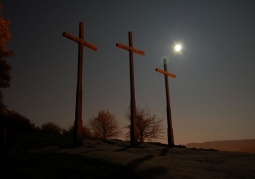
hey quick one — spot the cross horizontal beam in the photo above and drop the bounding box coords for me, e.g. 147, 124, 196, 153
63, 32, 98, 51
155, 68, 176, 78
116, 43, 145, 56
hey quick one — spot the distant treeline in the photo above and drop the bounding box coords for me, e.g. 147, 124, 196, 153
185, 139, 255, 153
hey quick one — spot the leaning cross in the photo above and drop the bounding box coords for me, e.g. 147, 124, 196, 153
63, 22, 98, 145
116, 31, 145, 145
155, 59, 176, 146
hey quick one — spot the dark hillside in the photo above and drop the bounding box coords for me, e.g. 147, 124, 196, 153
186, 139, 255, 153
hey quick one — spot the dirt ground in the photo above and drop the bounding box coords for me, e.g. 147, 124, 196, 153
30, 139, 255, 179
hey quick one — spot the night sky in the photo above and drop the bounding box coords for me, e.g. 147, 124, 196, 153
1, 0, 255, 144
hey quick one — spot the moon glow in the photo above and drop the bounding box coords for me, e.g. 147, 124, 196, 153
175, 44, 181, 52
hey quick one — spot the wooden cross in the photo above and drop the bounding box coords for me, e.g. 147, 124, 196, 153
155, 59, 176, 146
116, 31, 145, 145
63, 22, 98, 145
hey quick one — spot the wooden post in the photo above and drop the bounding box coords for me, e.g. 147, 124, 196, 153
116, 31, 145, 145
63, 22, 98, 145
155, 59, 175, 146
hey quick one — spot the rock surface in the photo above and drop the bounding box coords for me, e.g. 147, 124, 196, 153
30, 139, 255, 179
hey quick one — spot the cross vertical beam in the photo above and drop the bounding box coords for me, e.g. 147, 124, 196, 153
128, 32, 137, 145
63, 22, 97, 145
116, 31, 145, 145
155, 59, 176, 146
74, 22, 84, 145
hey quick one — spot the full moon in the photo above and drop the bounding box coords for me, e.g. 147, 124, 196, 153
175, 44, 181, 52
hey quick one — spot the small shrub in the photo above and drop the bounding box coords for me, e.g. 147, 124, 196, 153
66, 125, 93, 138
40, 122, 62, 135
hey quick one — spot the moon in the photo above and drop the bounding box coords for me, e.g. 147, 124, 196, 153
175, 44, 181, 52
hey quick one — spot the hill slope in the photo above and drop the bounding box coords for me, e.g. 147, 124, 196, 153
30, 139, 255, 179
186, 139, 255, 153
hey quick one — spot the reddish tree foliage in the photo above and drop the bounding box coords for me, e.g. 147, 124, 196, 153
0, 4, 13, 109
0, 6, 13, 58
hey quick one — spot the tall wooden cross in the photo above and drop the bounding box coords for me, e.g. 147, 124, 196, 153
63, 22, 98, 145
116, 31, 145, 145
155, 59, 176, 146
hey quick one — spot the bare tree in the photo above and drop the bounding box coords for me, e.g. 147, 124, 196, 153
89, 110, 122, 140
125, 106, 164, 142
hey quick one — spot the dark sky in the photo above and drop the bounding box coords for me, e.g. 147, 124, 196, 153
1, 0, 255, 144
